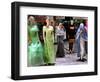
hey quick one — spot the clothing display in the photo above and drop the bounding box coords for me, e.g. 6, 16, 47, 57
28, 24, 44, 66
43, 26, 55, 64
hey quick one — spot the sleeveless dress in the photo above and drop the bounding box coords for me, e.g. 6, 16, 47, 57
43, 26, 55, 64
28, 25, 44, 66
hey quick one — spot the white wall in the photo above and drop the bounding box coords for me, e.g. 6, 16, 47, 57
0, 0, 99, 82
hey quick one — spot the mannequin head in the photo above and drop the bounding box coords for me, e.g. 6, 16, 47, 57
46, 17, 50, 26
28, 16, 36, 25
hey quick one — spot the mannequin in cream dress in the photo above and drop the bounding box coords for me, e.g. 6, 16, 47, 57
43, 18, 55, 65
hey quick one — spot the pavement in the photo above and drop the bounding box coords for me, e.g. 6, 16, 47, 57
55, 53, 87, 65
55, 41, 87, 65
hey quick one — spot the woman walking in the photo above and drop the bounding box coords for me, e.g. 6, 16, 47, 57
56, 23, 65, 57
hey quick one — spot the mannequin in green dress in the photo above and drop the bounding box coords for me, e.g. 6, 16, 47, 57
43, 18, 55, 65
28, 16, 44, 66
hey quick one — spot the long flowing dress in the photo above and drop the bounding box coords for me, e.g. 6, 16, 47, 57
56, 27, 65, 57
28, 24, 44, 66
43, 26, 55, 64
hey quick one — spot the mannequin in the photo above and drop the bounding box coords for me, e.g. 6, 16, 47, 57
43, 17, 55, 65
28, 16, 44, 66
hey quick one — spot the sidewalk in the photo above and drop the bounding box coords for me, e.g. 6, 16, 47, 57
55, 41, 87, 65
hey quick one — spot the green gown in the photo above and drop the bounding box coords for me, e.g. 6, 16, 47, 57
43, 26, 55, 64
28, 24, 44, 66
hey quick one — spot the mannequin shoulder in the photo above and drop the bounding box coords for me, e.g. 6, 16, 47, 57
43, 26, 46, 28
49, 26, 54, 30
